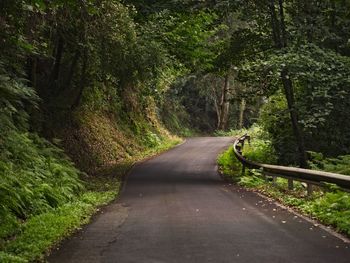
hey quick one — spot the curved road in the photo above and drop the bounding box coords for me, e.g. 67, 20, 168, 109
49, 137, 350, 263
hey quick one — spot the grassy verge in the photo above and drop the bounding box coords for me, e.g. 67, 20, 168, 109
0, 191, 117, 263
239, 174, 350, 236
0, 137, 181, 263
217, 126, 350, 237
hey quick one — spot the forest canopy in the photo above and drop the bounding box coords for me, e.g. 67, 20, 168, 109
1, 0, 350, 165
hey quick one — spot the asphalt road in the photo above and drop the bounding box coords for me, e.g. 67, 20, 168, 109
48, 137, 350, 263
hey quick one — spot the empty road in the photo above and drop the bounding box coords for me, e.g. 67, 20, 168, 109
49, 137, 350, 263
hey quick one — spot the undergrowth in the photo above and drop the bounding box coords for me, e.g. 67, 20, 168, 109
0, 137, 180, 263
308, 151, 350, 175
1, 190, 117, 263
0, 133, 83, 239
0, 65, 85, 262
217, 125, 350, 237
0, 65, 182, 262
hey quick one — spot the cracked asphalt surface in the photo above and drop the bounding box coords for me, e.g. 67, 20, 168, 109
48, 137, 350, 263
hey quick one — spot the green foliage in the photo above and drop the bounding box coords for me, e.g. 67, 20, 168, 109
238, 170, 265, 188
0, 132, 83, 221
81, 82, 123, 113
149, 10, 219, 71
1, 190, 118, 262
143, 131, 161, 148
307, 191, 350, 235
217, 125, 276, 182
0, 63, 38, 131
251, 44, 350, 163
160, 102, 195, 137
217, 146, 242, 179
243, 125, 277, 164
217, 125, 277, 164
308, 152, 350, 175
0, 65, 84, 243
0, 251, 27, 263
244, 139, 277, 165
259, 92, 298, 164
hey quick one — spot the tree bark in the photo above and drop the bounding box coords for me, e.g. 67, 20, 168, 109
269, 0, 308, 167
26, 56, 37, 89
64, 50, 80, 93
238, 98, 246, 129
71, 49, 88, 110
281, 70, 308, 168
217, 74, 230, 130
211, 77, 221, 128
269, 0, 281, 47
51, 35, 64, 83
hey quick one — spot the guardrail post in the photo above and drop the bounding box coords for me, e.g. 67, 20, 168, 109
233, 134, 350, 193
288, 179, 294, 190
263, 170, 268, 182
272, 176, 277, 186
241, 164, 246, 176
307, 184, 313, 196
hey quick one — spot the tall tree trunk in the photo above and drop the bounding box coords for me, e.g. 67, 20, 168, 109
269, 0, 308, 167
269, 0, 281, 46
280, 70, 308, 168
303, 1, 313, 42
238, 98, 246, 129
218, 74, 230, 130
51, 35, 64, 83
71, 49, 88, 110
63, 50, 80, 93
26, 56, 37, 89
211, 77, 221, 129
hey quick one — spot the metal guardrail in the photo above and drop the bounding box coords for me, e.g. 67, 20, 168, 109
233, 134, 350, 192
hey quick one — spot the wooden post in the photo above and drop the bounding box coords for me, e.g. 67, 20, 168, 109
242, 164, 246, 176
263, 171, 268, 182
272, 176, 277, 186
307, 184, 313, 196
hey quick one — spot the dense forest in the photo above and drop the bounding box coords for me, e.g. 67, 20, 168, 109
1, 0, 350, 261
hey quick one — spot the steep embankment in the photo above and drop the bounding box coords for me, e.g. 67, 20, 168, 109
57, 102, 179, 176
0, 75, 180, 262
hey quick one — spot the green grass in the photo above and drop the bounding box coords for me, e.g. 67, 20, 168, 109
0, 190, 117, 263
0, 137, 181, 263
217, 125, 276, 179
217, 146, 242, 180
141, 137, 182, 158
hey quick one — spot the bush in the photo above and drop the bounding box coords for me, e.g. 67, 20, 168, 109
308, 152, 350, 175
217, 146, 242, 179
258, 92, 298, 165
217, 125, 277, 181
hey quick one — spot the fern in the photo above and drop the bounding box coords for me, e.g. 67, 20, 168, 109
0, 63, 84, 240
